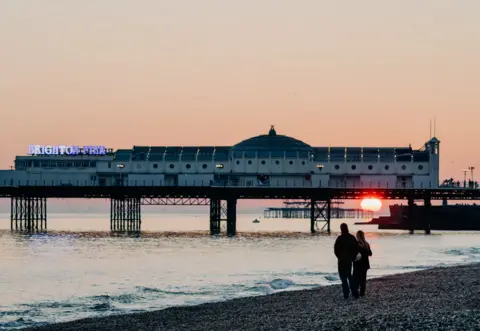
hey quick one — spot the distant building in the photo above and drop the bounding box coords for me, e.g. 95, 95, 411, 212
0, 126, 440, 188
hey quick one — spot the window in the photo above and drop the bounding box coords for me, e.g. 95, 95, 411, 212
236, 160, 240, 165
401, 165, 407, 170
275, 160, 280, 165
169, 164, 175, 169
385, 165, 390, 170
153, 163, 158, 169
418, 165, 424, 170
216, 164, 224, 169
186, 164, 191, 169
261, 160, 266, 165
202, 164, 207, 169
316, 164, 324, 169
351, 165, 356, 170
136, 164, 141, 169
368, 165, 373, 170
117, 164, 125, 168
247, 160, 252, 165
301, 161, 305, 165
334, 165, 340, 170
289, 161, 294, 165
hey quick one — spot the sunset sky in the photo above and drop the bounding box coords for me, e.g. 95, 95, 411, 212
1, 1, 479, 181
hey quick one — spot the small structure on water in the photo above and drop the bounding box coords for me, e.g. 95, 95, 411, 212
264, 200, 374, 219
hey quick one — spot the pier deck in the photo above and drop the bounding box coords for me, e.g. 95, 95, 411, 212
1, 186, 480, 235
1, 186, 480, 200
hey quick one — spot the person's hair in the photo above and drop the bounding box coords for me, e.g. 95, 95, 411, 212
356, 230, 369, 248
340, 223, 349, 234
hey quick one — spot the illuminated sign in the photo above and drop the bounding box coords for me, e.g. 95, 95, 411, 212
28, 145, 107, 156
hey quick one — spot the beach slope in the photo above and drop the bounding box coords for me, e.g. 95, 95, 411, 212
26, 263, 480, 331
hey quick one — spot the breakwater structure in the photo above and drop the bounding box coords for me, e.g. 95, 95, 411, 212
1, 127, 480, 235
357, 202, 480, 231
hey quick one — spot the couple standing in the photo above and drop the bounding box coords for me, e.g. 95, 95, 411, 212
334, 223, 372, 299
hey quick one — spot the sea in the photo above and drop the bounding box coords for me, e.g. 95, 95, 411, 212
0, 211, 479, 330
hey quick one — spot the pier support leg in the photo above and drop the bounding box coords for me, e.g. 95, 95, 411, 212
10, 197, 47, 232
209, 199, 222, 235
310, 199, 332, 234
423, 195, 431, 235
310, 199, 316, 233
110, 197, 141, 232
226, 198, 237, 237
327, 199, 331, 234
209, 198, 235, 236
408, 197, 415, 234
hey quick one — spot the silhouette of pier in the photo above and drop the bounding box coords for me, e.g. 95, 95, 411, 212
264, 200, 374, 219
1, 186, 480, 236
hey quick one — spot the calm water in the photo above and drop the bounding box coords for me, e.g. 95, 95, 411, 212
0, 213, 479, 330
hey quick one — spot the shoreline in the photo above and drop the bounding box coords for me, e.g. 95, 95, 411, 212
24, 263, 480, 331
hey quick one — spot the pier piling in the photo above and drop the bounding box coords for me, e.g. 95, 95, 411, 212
226, 198, 237, 236
423, 194, 431, 235
408, 196, 415, 234
209, 198, 237, 236
10, 196, 47, 231
310, 199, 331, 234
110, 197, 141, 232
209, 199, 222, 235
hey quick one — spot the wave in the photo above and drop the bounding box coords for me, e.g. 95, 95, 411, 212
136, 287, 214, 296
445, 247, 480, 256
324, 274, 339, 281
0, 317, 45, 330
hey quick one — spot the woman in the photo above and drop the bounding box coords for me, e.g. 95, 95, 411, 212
353, 230, 372, 297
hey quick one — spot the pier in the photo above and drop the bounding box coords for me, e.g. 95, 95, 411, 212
264, 200, 374, 219
1, 186, 480, 236
3, 127, 474, 235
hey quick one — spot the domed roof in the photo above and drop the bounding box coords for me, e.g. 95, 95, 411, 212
233, 126, 312, 151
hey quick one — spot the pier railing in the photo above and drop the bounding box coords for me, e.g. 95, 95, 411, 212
0, 179, 457, 189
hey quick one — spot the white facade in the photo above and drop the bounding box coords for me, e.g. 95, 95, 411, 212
0, 128, 440, 189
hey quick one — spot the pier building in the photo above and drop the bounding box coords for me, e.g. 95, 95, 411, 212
0, 126, 440, 189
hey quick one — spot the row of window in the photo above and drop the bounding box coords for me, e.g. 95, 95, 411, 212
16, 160, 426, 171
16, 160, 97, 169
118, 161, 310, 169
118, 162, 426, 171
331, 164, 424, 171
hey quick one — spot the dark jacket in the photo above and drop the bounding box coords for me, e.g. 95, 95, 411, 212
334, 233, 359, 264
354, 244, 372, 270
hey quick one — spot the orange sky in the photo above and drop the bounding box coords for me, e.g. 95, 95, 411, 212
1, 1, 479, 181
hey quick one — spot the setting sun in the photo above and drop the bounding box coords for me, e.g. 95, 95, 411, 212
360, 198, 382, 212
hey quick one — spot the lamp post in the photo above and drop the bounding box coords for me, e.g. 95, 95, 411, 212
468, 166, 475, 187
463, 170, 467, 188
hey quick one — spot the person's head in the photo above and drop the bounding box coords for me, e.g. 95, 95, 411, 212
356, 230, 367, 245
340, 223, 349, 234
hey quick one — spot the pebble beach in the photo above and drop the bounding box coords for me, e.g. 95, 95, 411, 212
23, 263, 480, 331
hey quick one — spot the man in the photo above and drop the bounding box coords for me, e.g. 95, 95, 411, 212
334, 223, 360, 299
